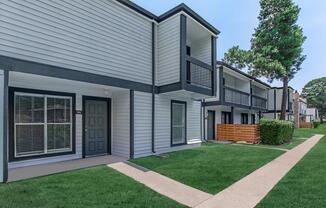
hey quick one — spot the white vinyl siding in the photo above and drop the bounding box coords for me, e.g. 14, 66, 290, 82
154, 94, 201, 153
190, 37, 211, 65
0, 70, 4, 182
187, 101, 201, 142
0, 0, 152, 84
268, 89, 275, 111
112, 91, 130, 158
157, 15, 181, 86
134, 91, 152, 158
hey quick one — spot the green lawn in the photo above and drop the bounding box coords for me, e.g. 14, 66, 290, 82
0, 166, 184, 208
257, 124, 326, 208
132, 143, 284, 194
258, 136, 307, 150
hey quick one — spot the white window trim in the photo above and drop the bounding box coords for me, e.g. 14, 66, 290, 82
14, 92, 73, 158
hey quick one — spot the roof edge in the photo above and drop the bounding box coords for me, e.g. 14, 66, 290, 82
158, 3, 220, 35
116, 0, 220, 35
217, 61, 271, 88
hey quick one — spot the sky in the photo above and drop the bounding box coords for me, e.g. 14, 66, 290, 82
131, 0, 326, 91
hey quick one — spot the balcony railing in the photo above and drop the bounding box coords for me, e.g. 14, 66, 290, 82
251, 95, 267, 109
186, 56, 213, 89
223, 86, 250, 106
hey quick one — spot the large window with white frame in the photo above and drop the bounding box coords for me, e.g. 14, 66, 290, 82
14, 92, 73, 158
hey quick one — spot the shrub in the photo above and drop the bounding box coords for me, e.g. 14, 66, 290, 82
313, 121, 320, 128
259, 118, 294, 145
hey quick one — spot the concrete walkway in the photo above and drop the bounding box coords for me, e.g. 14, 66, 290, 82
110, 134, 323, 208
195, 134, 323, 208
9, 155, 126, 182
108, 162, 212, 207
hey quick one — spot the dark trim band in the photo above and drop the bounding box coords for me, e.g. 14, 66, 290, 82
8, 87, 76, 162
2, 70, 8, 182
116, 0, 220, 35
180, 14, 187, 89
129, 90, 134, 159
151, 22, 155, 153
0, 56, 153, 93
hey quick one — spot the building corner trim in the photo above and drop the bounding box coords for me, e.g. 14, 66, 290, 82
2, 70, 8, 183
129, 90, 134, 159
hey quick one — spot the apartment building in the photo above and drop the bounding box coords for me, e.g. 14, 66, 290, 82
306, 108, 319, 122
203, 62, 270, 140
0, 0, 219, 182
263, 87, 295, 121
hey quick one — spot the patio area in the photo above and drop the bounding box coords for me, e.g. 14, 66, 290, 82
8, 155, 126, 182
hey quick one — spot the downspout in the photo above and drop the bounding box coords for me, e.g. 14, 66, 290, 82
151, 22, 155, 153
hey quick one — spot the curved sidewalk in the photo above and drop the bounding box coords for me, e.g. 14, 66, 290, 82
110, 134, 323, 208
196, 134, 323, 208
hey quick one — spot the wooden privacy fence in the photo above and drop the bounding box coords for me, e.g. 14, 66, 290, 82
299, 122, 313, 128
216, 124, 260, 143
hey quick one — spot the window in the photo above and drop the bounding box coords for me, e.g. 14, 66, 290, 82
14, 91, 73, 158
251, 114, 256, 124
241, 113, 248, 124
171, 101, 186, 146
221, 112, 232, 124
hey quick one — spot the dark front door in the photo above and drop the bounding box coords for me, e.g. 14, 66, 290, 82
207, 111, 215, 140
84, 98, 109, 157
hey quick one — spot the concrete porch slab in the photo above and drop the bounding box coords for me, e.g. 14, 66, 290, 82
8, 155, 126, 182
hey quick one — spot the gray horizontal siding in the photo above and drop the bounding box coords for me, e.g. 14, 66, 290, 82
157, 15, 180, 86
134, 91, 152, 158
191, 37, 211, 65
0, 0, 152, 84
112, 91, 130, 158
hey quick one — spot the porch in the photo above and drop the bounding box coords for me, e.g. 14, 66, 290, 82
8, 155, 126, 182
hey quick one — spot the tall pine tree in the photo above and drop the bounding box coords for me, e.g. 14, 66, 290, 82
224, 0, 306, 120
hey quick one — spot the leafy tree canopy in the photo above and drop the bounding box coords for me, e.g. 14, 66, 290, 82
223, 0, 306, 82
302, 77, 326, 120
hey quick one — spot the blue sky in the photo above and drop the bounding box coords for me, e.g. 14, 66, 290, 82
131, 0, 326, 91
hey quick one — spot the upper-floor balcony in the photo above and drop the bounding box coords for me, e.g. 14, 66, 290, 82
211, 63, 270, 110
157, 13, 218, 99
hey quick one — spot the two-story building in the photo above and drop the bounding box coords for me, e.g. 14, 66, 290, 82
0, 0, 219, 182
263, 87, 295, 121
202, 62, 270, 140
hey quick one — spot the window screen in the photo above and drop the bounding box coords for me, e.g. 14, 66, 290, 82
14, 93, 72, 157
172, 102, 186, 145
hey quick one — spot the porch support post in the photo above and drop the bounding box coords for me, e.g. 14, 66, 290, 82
0, 69, 8, 183
129, 90, 134, 159
259, 111, 262, 120
180, 14, 187, 89
211, 36, 217, 96
203, 99, 206, 140
231, 106, 234, 124
151, 22, 155, 153
274, 89, 277, 119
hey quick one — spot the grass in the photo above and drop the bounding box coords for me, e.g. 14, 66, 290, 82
0, 166, 184, 208
258, 137, 307, 150
257, 124, 326, 208
132, 143, 283, 194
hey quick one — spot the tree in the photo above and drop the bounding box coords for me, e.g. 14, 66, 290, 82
302, 77, 326, 123
223, 0, 306, 120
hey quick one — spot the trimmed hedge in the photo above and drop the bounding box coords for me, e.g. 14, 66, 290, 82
313, 121, 320, 128
260, 118, 294, 145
